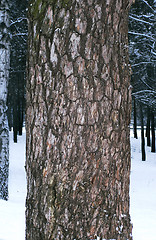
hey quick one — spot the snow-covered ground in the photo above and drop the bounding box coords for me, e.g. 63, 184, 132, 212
0, 129, 155, 240
0, 131, 26, 240
130, 130, 156, 240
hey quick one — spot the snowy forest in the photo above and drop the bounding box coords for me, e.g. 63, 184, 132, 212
0, 0, 155, 239
129, 0, 156, 160
0, 0, 27, 200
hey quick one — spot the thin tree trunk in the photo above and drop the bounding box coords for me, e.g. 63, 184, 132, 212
0, 0, 10, 200
151, 111, 155, 153
140, 104, 146, 161
18, 103, 23, 136
146, 107, 150, 146
13, 103, 18, 143
7, 103, 13, 131
0, 103, 9, 200
26, 1, 133, 239
133, 97, 138, 139
17, 75, 23, 136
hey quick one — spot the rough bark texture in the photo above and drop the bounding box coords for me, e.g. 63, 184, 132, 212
0, 0, 10, 200
26, 0, 133, 239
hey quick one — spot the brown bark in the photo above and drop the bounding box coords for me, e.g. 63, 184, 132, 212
26, 0, 133, 239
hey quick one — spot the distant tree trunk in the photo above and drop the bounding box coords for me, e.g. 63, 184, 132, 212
7, 101, 13, 131
151, 111, 155, 153
0, 0, 10, 200
146, 107, 150, 147
18, 102, 23, 136
13, 103, 18, 143
19, 93, 25, 135
140, 104, 146, 161
133, 97, 138, 139
17, 74, 23, 136
26, 1, 133, 239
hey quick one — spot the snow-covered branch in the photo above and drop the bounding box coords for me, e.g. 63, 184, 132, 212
10, 17, 28, 27
141, 0, 154, 12
129, 15, 153, 25
140, 78, 155, 91
132, 90, 156, 107
151, 50, 156, 56
129, 0, 156, 109
132, 90, 156, 95
128, 31, 155, 41
130, 13, 154, 19
12, 32, 27, 36
131, 61, 154, 67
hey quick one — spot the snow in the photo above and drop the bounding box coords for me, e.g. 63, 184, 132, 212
0, 128, 155, 239
130, 130, 156, 240
0, 130, 26, 240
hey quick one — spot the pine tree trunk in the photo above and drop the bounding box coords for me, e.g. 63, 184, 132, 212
151, 111, 155, 153
133, 97, 138, 139
13, 103, 18, 143
26, 1, 133, 239
0, 0, 10, 200
146, 107, 150, 147
140, 104, 146, 161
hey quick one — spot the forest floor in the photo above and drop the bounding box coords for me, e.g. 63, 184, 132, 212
130, 129, 156, 240
0, 129, 156, 240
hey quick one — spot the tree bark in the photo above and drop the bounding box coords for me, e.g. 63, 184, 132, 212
26, 0, 133, 239
0, 0, 10, 200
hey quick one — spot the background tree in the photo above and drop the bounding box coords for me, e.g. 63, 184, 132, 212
129, 0, 155, 105
7, 0, 28, 142
26, 0, 133, 239
0, 0, 10, 200
129, 0, 156, 153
